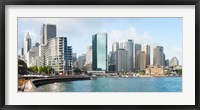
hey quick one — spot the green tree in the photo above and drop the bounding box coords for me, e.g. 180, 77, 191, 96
46, 65, 53, 74
74, 68, 81, 74
33, 66, 38, 72
178, 69, 182, 76
28, 67, 34, 72
38, 66, 43, 74
18, 59, 28, 75
138, 70, 145, 75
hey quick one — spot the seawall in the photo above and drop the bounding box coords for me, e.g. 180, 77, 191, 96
24, 76, 91, 92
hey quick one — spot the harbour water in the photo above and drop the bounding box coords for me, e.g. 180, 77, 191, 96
37, 77, 182, 92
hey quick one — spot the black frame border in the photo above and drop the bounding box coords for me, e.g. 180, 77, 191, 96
0, 0, 199, 110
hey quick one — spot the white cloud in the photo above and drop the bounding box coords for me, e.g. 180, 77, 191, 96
107, 27, 158, 52
18, 18, 182, 64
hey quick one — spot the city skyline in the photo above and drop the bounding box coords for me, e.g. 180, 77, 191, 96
18, 18, 183, 65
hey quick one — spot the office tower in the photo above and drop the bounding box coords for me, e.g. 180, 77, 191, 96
38, 44, 45, 66
67, 46, 73, 74
86, 46, 92, 65
24, 32, 32, 54
112, 42, 119, 52
143, 44, 150, 68
108, 42, 120, 71
72, 53, 77, 63
108, 51, 116, 71
165, 59, 169, 67
92, 33, 108, 71
78, 54, 86, 70
108, 51, 115, 64
35, 42, 40, 47
44, 37, 72, 75
135, 43, 141, 70
136, 51, 145, 71
122, 40, 134, 71
24, 32, 32, 62
169, 57, 179, 67
40, 24, 56, 45
119, 42, 124, 49
21, 48, 24, 56
86, 46, 93, 71
153, 46, 164, 66
26, 50, 36, 67
72, 53, 78, 69
26, 46, 39, 67
116, 49, 127, 72
163, 53, 165, 67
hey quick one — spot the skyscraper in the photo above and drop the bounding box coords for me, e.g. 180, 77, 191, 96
38, 44, 45, 66
67, 46, 73, 74
153, 46, 164, 66
136, 51, 145, 71
24, 32, 32, 54
135, 43, 141, 70
108, 51, 116, 71
112, 42, 119, 52
85, 46, 93, 71
123, 40, 134, 71
86, 46, 92, 65
169, 57, 179, 67
92, 33, 108, 71
40, 24, 56, 45
24, 32, 32, 62
165, 59, 169, 67
78, 54, 86, 70
116, 49, 127, 72
72, 53, 78, 69
108, 51, 115, 64
44, 37, 72, 75
72, 53, 77, 63
163, 53, 165, 67
26, 46, 39, 67
143, 44, 150, 68
21, 48, 24, 56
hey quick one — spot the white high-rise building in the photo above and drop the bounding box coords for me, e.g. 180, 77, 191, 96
24, 32, 32, 62
26, 46, 39, 67
44, 37, 72, 75
86, 46, 92, 65
124, 40, 134, 71
38, 44, 45, 66
112, 42, 119, 52
143, 44, 150, 68
169, 57, 179, 67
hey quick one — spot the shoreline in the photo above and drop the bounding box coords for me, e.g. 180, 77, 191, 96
20, 75, 91, 92
19, 75, 182, 92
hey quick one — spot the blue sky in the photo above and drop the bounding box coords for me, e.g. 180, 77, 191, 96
18, 18, 182, 65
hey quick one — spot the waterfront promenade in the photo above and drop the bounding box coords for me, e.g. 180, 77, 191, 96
20, 75, 91, 92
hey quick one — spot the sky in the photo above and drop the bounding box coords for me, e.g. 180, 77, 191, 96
18, 18, 183, 65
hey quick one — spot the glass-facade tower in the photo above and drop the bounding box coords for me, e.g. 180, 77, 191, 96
92, 33, 108, 71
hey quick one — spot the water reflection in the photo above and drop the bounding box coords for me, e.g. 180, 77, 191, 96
38, 77, 182, 92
